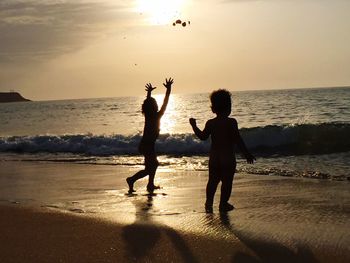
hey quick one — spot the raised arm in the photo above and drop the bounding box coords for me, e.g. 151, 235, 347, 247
158, 77, 173, 116
233, 119, 255, 164
189, 118, 211, 140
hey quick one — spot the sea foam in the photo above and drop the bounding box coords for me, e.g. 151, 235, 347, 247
0, 122, 349, 156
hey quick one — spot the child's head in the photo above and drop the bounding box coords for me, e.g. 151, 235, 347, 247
142, 97, 158, 116
210, 89, 232, 116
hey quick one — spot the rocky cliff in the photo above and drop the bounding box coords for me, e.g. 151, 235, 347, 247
0, 92, 31, 103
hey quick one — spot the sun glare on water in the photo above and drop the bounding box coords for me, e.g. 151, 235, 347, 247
154, 94, 177, 134
136, 0, 187, 25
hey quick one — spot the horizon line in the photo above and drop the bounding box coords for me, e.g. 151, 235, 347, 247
4, 85, 349, 102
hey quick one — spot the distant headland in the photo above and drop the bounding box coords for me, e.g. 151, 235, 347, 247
0, 92, 31, 103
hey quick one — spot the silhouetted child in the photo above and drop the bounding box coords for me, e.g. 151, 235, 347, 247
127, 78, 173, 193
189, 89, 255, 212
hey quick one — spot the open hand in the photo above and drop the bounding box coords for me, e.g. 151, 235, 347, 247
163, 78, 174, 89
189, 118, 197, 127
145, 83, 156, 93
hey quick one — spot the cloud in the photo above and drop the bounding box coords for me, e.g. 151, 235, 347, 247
0, 0, 130, 63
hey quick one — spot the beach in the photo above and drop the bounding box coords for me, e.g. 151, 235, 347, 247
0, 87, 349, 262
0, 205, 250, 263
1, 0, 350, 260
0, 160, 349, 262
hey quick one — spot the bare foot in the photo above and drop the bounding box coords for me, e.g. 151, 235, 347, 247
219, 202, 235, 212
205, 203, 213, 213
146, 184, 160, 193
126, 177, 135, 193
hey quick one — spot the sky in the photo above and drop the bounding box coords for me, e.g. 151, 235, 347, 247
0, 0, 349, 100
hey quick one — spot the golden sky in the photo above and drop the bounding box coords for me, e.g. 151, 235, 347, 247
0, 0, 349, 100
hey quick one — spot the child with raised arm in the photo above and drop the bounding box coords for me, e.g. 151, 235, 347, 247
127, 78, 173, 193
189, 89, 255, 213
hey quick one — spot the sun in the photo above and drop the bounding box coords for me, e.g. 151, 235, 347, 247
136, 0, 186, 25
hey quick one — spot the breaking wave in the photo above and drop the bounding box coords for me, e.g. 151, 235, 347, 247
0, 122, 349, 157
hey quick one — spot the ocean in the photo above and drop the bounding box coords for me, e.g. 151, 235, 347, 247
1, 87, 349, 181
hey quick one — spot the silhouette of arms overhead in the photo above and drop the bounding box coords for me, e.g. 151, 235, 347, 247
159, 78, 173, 116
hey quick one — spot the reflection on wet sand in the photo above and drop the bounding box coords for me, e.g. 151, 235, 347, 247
202, 212, 318, 263
122, 195, 198, 263
122, 194, 319, 262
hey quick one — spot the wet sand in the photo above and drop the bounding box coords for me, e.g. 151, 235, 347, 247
0, 205, 251, 263
1, 204, 348, 263
0, 161, 349, 262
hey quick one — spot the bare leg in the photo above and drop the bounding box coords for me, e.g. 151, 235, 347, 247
206, 177, 220, 207
147, 169, 158, 191
219, 164, 236, 212
220, 173, 234, 204
145, 154, 159, 192
206, 163, 221, 212
127, 170, 148, 192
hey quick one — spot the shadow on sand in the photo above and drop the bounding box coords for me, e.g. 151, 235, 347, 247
122, 195, 198, 263
123, 195, 318, 263
215, 212, 318, 263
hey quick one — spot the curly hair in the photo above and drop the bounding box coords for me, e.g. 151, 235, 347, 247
210, 89, 232, 116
